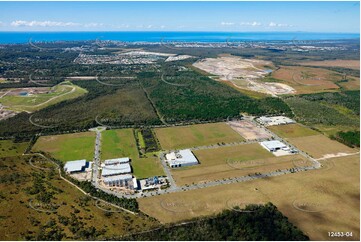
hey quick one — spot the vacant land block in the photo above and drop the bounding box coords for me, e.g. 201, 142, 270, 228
32, 132, 95, 162
155, 122, 244, 150
0, 140, 28, 157
287, 134, 356, 159
227, 120, 271, 140
170, 143, 309, 186
172, 152, 310, 186
268, 124, 319, 138
272, 66, 359, 94
102, 129, 164, 179
299, 59, 360, 70
138, 154, 360, 241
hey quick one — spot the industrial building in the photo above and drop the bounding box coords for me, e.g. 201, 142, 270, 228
166, 149, 199, 168
103, 174, 133, 187
101, 162, 132, 177
260, 140, 289, 152
104, 157, 130, 165
257, 116, 295, 126
64, 159, 88, 173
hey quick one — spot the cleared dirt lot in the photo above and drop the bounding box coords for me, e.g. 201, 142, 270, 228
227, 120, 271, 140
287, 134, 356, 159
299, 59, 360, 70
268, 124, 320, 138
192, 56, 294, 96
272, 65, 359, 94
138, 154, 360, 240
154, 122, 244, 150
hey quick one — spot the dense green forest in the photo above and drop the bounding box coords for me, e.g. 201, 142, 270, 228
332, 130, 360, 147
284, 91, 360, 127
119, 203, 309, 241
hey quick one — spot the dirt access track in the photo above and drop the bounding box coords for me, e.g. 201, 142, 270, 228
193, 56, 295, 96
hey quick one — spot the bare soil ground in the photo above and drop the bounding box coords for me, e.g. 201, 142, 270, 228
192, 56, 294, 96
227, 120, 271, 140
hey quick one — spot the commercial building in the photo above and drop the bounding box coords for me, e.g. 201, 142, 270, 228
101, 163, 132, 177
166, 149, 199, 168
260, 140, 288, 152
64, 159, 88, 173
257, 116, 295, 126
104, 157, 130, 166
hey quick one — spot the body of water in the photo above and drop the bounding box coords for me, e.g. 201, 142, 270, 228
0, 31, 359, 44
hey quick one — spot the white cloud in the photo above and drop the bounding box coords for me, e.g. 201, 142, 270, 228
268, 22, 293, 27
221, 22, 235, 26
240, 21, 262, 27
10, 20, 104, 28
84, 23, 104, 28
11, 20, 79, 27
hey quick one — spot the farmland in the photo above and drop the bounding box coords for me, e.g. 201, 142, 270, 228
138, 154, 360, 241
268, 124, 319, 138
101, 129, 164, 179
32, 132, 96, 162
154, 122, 244, 150
287, 134, 357, 159
0, 154, 159, 240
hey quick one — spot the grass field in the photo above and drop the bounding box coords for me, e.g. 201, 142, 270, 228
287, 134, 357, 159
0, 140, 28, 157
32, 132, 95, 162
271, 65, 359, 94
154, 122, 244, 150
267, 124, 319, 138
299, 59, 360, 70
0, 154, 159, 240
102, 129, 164, 179
138, 154, 360, 241
1, 82, 87, 113
172, 151, 310, 186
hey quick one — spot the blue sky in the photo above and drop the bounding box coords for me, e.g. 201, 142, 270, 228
0, 1, 359, 33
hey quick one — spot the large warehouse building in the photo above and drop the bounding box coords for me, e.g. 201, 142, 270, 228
166, 149, 199, 168
257, 116, 295, 126
64, 159, 88, 174
104, 157, 130, 165
260, 140, 288, 152
103, 174, 133, 187
101, 162, 132, 177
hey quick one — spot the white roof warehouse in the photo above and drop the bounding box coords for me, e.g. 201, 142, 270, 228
260, 140, 288, 152
166, 149, 199, 168
64, 159, 87, 173
101, 163, 132, 176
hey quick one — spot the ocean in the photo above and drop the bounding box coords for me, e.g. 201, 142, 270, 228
0, 31, 359, 44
